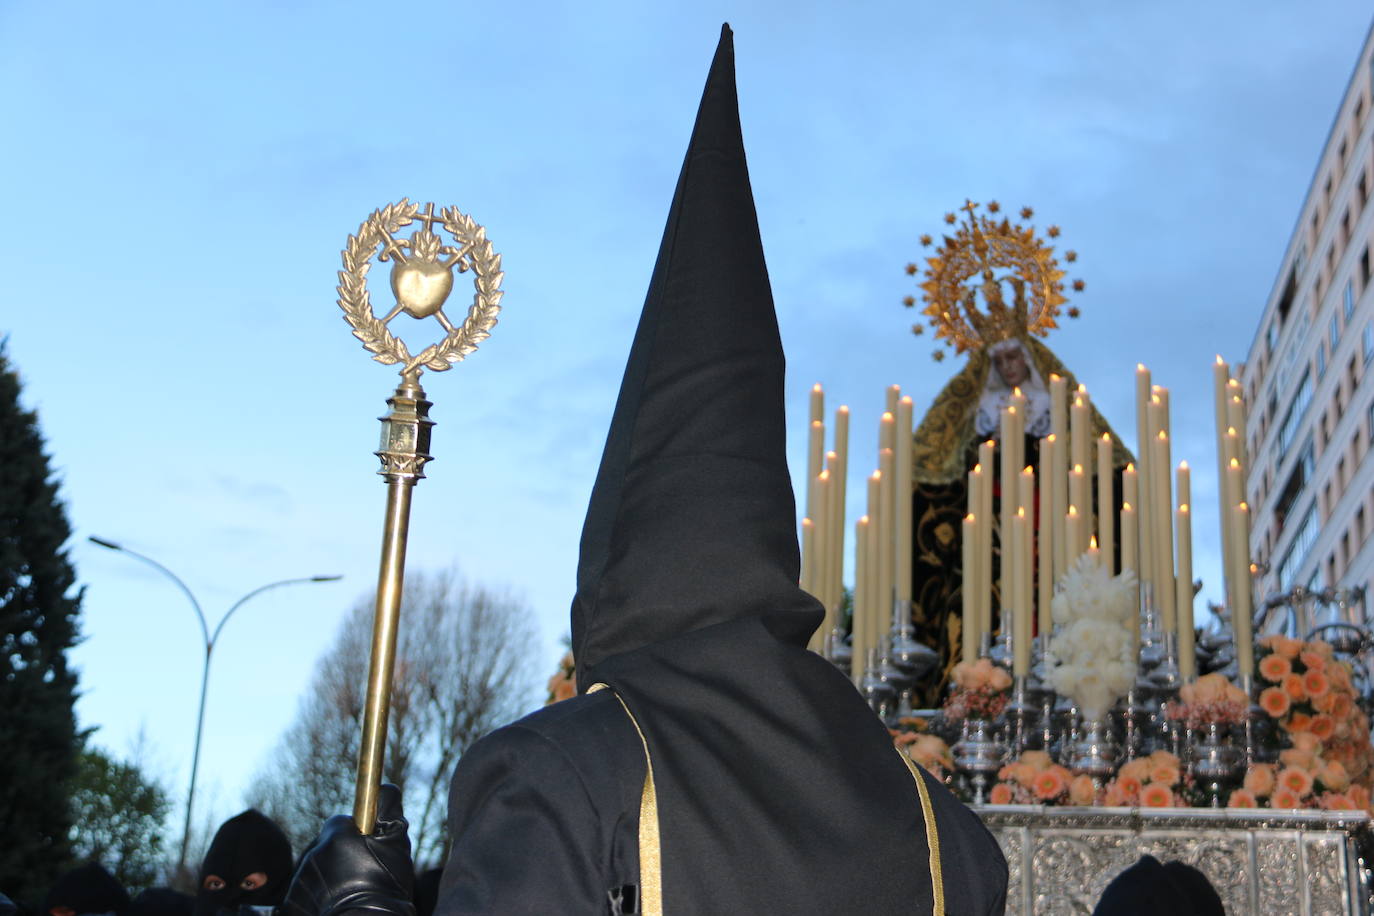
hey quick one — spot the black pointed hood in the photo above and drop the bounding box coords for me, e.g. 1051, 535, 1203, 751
560, 26, 1005, 914
573, 23, 821, 684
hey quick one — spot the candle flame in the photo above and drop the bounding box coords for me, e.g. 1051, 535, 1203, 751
973, 463, 982, 473
1068, 505, 1079, 517
1017, 507, 1026, 518
838, 405, 849, 415
881, 411, 894, 422
900, 395, 913, 407
1089, 535, 1098, 548
1123, 501, 1133, 511
870, 471, 882, 481
859, 515, 870, 525
818, 469, 830, 481
1227, 426, 1237, 436
812, 383, 823, 392
1228, 378, 1241, 389
1239, 502, 1249, 511
1151, 394, 1161, 405
1101, 432, 1111, 442
811, 419, 823, 429
1215, 354, 1225, 364
1047, 433, 1057, 442
1179, 460, 1189, 470
1050, 372, 1061, 381
802, 517, 814, 527
1013, 386, 1023, 396
1180, 503, 1190, 513
1078, 383, 1087, 393
1073, 464, 1083, 474
1023, 465, 1034, 475
1008, 406, 1017, 415
966, 513, 976, 522
1157, 431, 1168, 441
985, 439, 996, 448
1126, 462, 1135, 472
1138, 363, 1147, 371
1230, 458, 1240, 469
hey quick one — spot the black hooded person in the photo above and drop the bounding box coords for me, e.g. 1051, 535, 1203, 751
195, 810, 293, 916
42, 864, 130, 916
279, 24, 1007, 916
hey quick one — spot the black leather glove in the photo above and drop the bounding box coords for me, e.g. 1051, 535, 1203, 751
279, 784, 416, 916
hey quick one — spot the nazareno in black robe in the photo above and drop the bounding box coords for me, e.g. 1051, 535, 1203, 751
435, 24, 1007, 916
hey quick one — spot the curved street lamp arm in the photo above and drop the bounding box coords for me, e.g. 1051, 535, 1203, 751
88, 536, 211, 647
211, 575, 344, 647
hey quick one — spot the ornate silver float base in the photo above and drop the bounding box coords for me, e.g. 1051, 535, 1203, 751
976, 805, 1372, 915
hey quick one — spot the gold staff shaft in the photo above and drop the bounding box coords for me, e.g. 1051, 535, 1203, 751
353, 375, 433, 834
353, 477, 415, 833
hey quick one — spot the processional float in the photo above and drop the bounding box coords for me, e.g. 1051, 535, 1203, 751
335, 200, 503, 832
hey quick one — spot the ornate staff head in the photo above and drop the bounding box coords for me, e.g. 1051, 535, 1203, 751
902, 200, 1083, 362
338, 199, 504, 383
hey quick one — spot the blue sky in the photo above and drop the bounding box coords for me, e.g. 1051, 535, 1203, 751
3, 0, 1370, 836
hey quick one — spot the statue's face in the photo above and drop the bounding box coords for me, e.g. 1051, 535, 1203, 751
992, 346, 1029, 387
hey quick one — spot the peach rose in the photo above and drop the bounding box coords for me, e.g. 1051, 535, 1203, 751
1320, 760, 1350, 791
1288, 712, 1312, 733
1228, 788, 1258, 808
1310, 714, 1336, 741
1259, 653, 1292, 682
1328, 664, 1353, 691
1348, 784, 1370, 809
1033, 768, 1066, 800
1261, 635, 1302, 659
1271, 786, 1303, 809
989, 783, 1015, 805
1150, 764, 1181, 787
1321, 792, 1357, 810
1283, 672, 1307, 702
1104, 783, 1128, 807
1280, 749, 1317, 771
1020, 750, 1053, 770
1299, 650, 1327, 671
1313, 691, 1337, 713
1291, 732, 1323, 752
1009, 762, 1037, 787
1304, 670, 1331, 700
1069, 774, 1097, 806
1141, 783, 1175, 807
1149, 749, 1181, 766
1244, 764, 1276, 797
1259, 686, 1291, 717
1306, 639, 1335, 658
1119, 758, 1151, 783
1331, 693, 1354, 719
1279, 766, 1314, 797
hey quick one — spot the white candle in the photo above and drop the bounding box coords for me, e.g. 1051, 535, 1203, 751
878, 447, 896, 629
1066, 505, 1083, 573
807, 419, 825, 520
962, 513, 979, 665
866, 472, 883, 661
978, 441, 995, 639
1069, 464, 1088, 558
814, 468, 832, 623
1231, 502, 1255, 678
1176, 503, 1195, 680
1121, 498, 1139, 644
801, 517, 816, 595
810, 383, 824, 425
1013, 509, 1031, 675
885, 384, 900, 417
1212, 358, 1232, 606
832, 408, 850, 617
1135, 364, 1154, 599
1038, 439, 1054, 635
853, 515, 869, 682
1071, 395, 1090, 490
896, 397, 914, 607
1000, 408, 1016, 622
1151, 430, 1176, 633
1048, 434, 1067, 581
824, 451, 841, 633
1097, 433, 1114, 573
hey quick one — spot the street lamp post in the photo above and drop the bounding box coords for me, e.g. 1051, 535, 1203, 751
88, 536, 342, 880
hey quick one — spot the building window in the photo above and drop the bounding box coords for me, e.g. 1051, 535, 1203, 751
1332, 313, 1342, 351
1346, 280, 1355, 322
1267, 320, 1280, 355
1365, 324, 1374, 364
1278, 371, 1313, 453
1318, 342, 1328, 378
1278, 503, 1320, 590
1358, 506, 1367, 545
1362, 247, 1370, 288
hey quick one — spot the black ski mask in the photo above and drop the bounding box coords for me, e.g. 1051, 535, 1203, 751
42, 863, 130, 916
194, 810, 292, 916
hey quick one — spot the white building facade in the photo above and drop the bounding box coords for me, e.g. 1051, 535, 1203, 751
1243, 25, 1374, 616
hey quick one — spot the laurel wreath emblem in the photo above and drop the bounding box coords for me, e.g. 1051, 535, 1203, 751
337, 198, 504, 377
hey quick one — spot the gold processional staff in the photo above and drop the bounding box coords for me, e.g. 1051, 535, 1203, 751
336, 199, 504, 833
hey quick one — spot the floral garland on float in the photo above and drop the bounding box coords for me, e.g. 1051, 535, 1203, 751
940, 657, 1012, 722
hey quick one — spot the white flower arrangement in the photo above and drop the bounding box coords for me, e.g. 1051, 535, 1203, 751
1047, 554, 1138, 720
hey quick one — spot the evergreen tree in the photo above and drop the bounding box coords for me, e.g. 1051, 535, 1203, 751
0, 343, 83, 907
